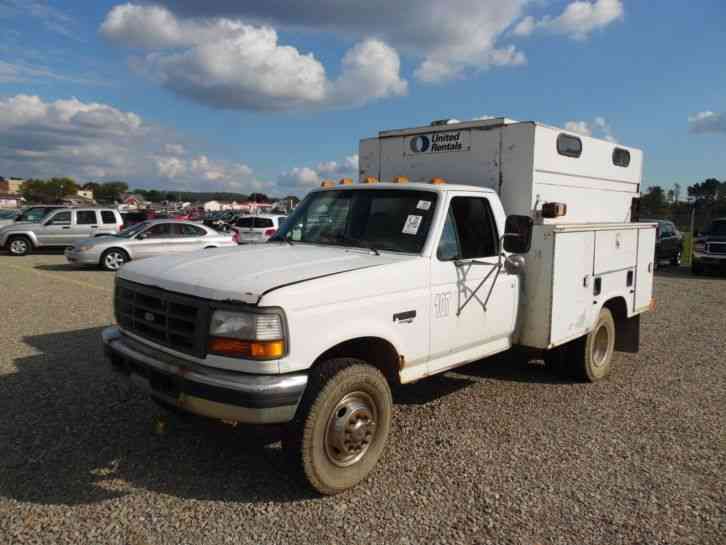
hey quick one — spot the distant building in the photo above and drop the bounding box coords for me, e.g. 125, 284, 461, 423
0, 193, 22, 208
204, 200, 221, 212
0, 177, 25, 195
76, 189, 95, 201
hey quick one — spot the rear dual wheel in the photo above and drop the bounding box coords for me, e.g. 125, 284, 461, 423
545, 308, 616, 382
283, 358, 392, 495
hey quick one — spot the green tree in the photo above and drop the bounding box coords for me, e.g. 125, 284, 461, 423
248, 192, 270, 203
20, 177, 78, 203
95, 181, 129, 203
640, 185, 668, 216
688, 178, 720, 203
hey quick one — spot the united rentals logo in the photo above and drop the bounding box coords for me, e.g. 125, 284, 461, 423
408, 131, 466, 154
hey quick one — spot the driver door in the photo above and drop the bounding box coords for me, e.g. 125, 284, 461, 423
428, 194, 518, 374
38, 210, 73, 245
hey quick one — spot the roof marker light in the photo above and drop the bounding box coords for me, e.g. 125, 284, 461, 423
430, 177, 447, 185
361, 176, 379, 184
392, 176, 409, 184
320, 180, 335, 188
339, 178, 353, 185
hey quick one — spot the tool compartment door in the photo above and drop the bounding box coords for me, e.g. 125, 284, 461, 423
550, 231, 596, 346
635, 227, 656, 312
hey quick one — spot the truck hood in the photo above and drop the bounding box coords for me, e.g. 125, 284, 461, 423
118, 243, 416, 304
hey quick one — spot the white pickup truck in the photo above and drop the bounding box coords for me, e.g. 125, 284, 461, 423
102, 118, 656, 494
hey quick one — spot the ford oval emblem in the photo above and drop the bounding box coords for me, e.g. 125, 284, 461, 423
144, 312, 155, 322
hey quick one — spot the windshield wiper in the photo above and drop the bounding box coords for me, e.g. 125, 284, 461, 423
334, 234, 380, 255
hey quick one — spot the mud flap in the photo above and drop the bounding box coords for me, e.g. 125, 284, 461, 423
615, 314, 640, 353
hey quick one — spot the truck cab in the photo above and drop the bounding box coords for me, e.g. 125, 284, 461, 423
102, 118, 656, 495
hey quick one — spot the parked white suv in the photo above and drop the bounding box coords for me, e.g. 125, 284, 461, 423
1, 208, 123, 255
230, 214, 287, 244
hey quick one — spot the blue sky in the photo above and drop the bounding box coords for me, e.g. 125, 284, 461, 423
0, 0, 724, 197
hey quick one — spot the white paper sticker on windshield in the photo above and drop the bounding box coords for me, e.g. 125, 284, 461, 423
417, 200, 432, 211
402, 215, 423, 235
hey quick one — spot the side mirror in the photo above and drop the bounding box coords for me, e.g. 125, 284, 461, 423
136, 233, 147, 240
502, 215, 533, 254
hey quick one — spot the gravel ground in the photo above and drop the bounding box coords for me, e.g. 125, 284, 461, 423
0, 253, 724, 545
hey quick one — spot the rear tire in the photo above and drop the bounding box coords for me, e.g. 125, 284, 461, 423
100, 248, 129, 271
570, 308, 616, 382
283, 358, 392, 495
691, 260, 703, 275
7, 235, 32, 256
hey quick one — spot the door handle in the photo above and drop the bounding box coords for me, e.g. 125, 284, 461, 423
90, 225, 98, 228
62, 226, 71, 230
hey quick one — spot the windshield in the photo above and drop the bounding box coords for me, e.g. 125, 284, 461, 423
273, 189, 438, 254
706, 220, 726, 236
116, 221, 150, 238
16, 207, 58, 223
0, 210, 18, 220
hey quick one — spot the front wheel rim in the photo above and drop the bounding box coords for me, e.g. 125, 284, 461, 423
105, 252, 124, 270
324, 391, 378, 468
10, 240, 27, 254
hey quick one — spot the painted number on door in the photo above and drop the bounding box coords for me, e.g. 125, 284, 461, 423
434, 292, 451, 318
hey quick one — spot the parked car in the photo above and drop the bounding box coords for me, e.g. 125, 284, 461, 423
641, 219, 683, 267
121, 210, 155, 229
230, 214, 287, 244
692, 217, 726, 274
1, 208, 123, 256
65, 220, 236, 271
0, 209, 20, 227
14, 205, 67, 224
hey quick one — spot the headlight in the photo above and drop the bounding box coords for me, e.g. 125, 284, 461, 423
78, 244, 93, 251
208, 310, 286, 360
694, 242, 706, 252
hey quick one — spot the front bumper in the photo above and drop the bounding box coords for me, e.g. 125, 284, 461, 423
65, 247, 100, 265
692, 252, 726, 266
102, 326, 307, 424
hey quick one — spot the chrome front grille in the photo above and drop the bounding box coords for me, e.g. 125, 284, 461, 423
707, 243, 726, 255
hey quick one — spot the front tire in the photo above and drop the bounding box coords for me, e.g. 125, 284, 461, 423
7, 235, 32, 256
283, 358, 392, 495
570, 308, 616, 382
691, 259, 703, 275
100, 248, 129, 271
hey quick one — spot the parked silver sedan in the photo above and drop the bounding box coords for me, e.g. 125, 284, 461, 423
65, 220, 236, 271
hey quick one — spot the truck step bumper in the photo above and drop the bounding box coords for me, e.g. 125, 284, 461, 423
102, 326, 307, 424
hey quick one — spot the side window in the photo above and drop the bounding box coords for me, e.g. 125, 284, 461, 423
76, 211, 98, 225
438, 197, 498, 260
612, 147, 631, 167
101, 211, 117, 224
254, 217, 274, 228
437, 211, 461, 261
47, 211, 71, 225
557, 134, 582, 158
145, 223, 172, 238
235, 217, 254, 228
175, 224, 205, 237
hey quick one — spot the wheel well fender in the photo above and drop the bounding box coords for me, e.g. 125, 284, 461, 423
4, 232, 36, 247
312, 337, 401, 385
603, 296, 640, 353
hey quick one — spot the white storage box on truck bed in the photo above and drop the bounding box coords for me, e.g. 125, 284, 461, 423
360, 118, 642, 224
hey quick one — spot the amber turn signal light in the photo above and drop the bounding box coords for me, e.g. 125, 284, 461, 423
208, 337, 285, 360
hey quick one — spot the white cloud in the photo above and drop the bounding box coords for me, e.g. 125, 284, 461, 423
565, 116, 617, 142
1, 0, 77, 39
102, 4, 406, 110
513, 0, 624, 40
0, 94, 267, 192
278, 154, 359, 193
688, 111, 726, 134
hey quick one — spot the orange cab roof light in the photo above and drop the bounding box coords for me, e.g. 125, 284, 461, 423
430, 177, 447, 185
361, 176, 379, 184
320, 180, 335, 188
339, 178, 353, 185
392, 176, 409, 184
